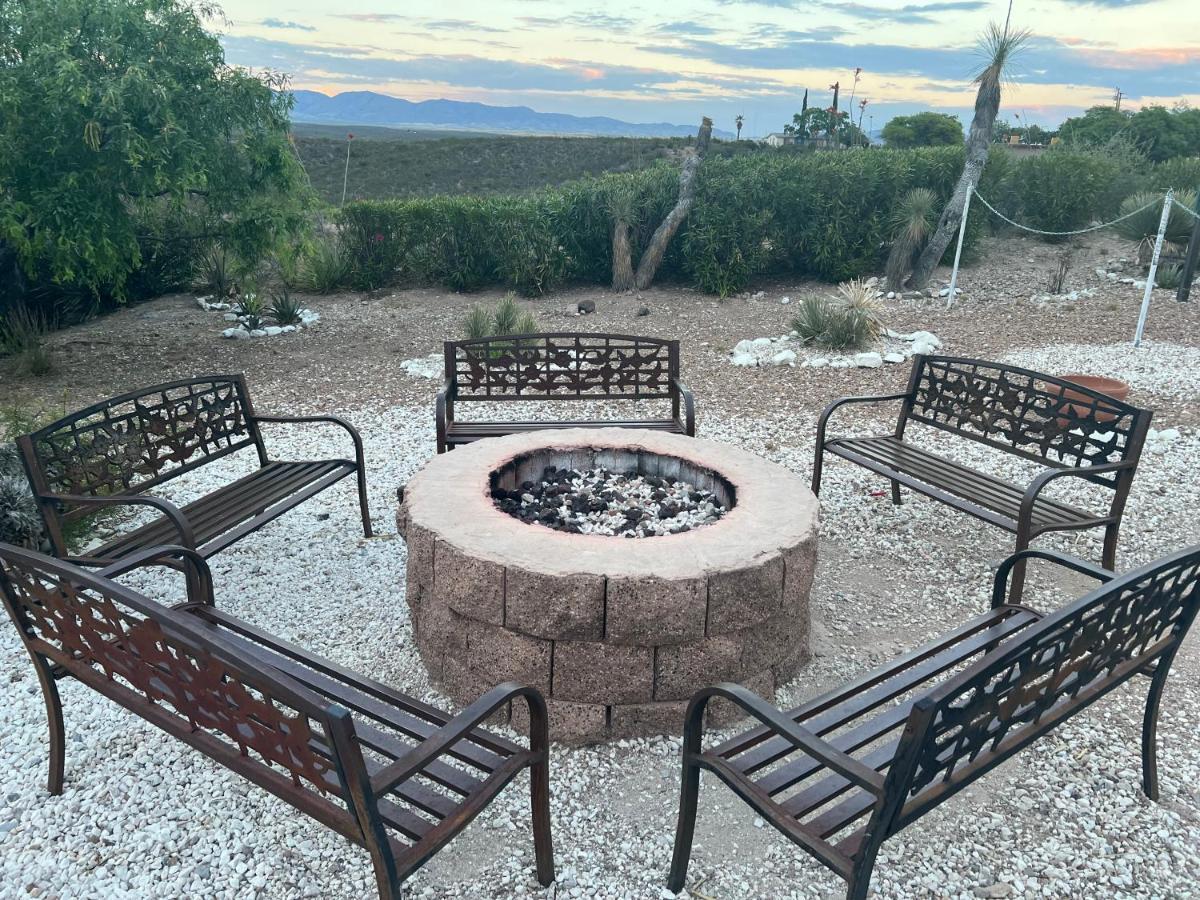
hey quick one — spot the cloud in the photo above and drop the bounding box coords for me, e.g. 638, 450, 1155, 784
259, 18, 316, 32
719, 0, 987, 24
652, 21, 720, 36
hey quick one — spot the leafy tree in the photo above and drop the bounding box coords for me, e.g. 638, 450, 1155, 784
882, 112, 964, 148
0, 0, 308, 302
784, 107, 849, 139
1058, 104, 1200, 162
1058, 105, 1132, 147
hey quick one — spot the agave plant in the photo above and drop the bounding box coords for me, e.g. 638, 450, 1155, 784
885, 187, 938, 291
235, 292, 267, 331
268, 287, 304, 326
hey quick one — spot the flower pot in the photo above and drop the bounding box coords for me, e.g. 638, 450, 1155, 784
1055, 373, 1129, 426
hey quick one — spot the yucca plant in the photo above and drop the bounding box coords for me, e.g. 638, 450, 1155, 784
199, 245, 236, 298
791, 279, 885, 351
268, 288, 304, 326
885, 187, 938, 291
462, 294, 539, 346
1113, 189, 1196, 264
1155, 264, 1185, 290
1, 304, 54, 376
464, 305, 495, 341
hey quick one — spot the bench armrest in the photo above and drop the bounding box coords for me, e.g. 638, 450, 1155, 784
1017, 460, 1135, 527
43, 493, 196, 548
814, 392, 911, 447
688, 684, 885, 793
991, 548, 1114, 609
251, 413, 366, 468
368, 682, 546, 798
436, 379, 456, 452
673, 377, 696, 435
97, 544, 215, 607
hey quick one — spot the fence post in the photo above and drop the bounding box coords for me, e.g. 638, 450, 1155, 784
947, 181, 973, 308
1177, 192, 1200, 303
1133, 189, 1174, 347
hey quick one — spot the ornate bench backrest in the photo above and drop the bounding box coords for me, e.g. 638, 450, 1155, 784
904, 356, 1150, 480
0, 546, 362, 837
892, 545, 1200, 830
445, 333, 679, 402
18, 376, 262, 517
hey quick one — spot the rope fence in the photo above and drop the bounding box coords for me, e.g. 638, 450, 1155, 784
945, 185, 1197, 346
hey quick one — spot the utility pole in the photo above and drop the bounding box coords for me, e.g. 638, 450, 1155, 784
1178, 192, 1200, 302
1114, 87, 1123, 111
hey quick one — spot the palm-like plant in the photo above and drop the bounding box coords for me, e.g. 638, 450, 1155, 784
886, 188, 938, 291
735, 114, 744, 140
910, 23, 1029, 288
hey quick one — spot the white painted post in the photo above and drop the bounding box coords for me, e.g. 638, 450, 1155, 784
1133, 189, 1174, 347
947, 182, 972, 308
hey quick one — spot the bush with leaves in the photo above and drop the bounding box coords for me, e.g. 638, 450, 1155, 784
1006, 149, 1122, 236
1113, 189, 1197, 248
463, 294, 538, 340
0, 0, 309, 314
0, 304, 54, 376
886, 188, 938, 290
268, 287, 304, 326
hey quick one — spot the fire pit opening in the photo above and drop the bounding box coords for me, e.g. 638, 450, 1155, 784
490, 448, 736, 537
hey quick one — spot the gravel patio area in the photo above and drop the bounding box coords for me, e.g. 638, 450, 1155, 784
1, 233, 1198, 899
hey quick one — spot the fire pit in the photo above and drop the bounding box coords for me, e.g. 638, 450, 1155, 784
398, 428, 818, 742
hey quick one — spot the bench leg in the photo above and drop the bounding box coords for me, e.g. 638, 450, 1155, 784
1141, 650, 1177, 802
1008, 528, 1033, 605
846, 852, 881, 900
811, 446, 825, 496
31, 652, 65, 795
356, 468, 374, 539
890, 480, 902, 506
525, 697, 556, 887
1102, 524, 1119, 571
667, 700, 706, 894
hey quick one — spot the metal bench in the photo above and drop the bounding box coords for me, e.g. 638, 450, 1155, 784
436, 333, 695, 453
16, 375, 372, 582
667, 545, 1200, 900
813, 355, 1152, 600
0, 544, 555, 898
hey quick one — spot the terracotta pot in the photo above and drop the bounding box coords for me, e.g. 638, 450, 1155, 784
1055, 373, 1130, 425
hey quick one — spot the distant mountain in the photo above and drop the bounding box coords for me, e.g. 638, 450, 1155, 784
289, 90, 732, 139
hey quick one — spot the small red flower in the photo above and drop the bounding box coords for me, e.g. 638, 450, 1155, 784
373, 232, 384, 243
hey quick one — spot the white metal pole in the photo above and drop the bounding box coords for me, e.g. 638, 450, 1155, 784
341, 138, 352, 207
1133, 189, 1174, 347
947, 182, 972, 308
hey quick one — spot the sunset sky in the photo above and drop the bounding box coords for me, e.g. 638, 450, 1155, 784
215, 1, 1200, 135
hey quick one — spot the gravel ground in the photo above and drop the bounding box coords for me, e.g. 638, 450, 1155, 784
1, 232, 1199, 899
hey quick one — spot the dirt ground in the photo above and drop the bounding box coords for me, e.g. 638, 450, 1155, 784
5, 231, 1198, 428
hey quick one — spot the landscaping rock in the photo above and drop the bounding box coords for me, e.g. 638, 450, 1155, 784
578, 298, 596, 314
854, 352, 883, 369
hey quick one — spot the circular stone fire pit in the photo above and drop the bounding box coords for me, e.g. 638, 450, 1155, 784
398, 428, 818, 742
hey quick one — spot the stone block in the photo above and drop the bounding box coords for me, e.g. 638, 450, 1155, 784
465, 621, 552, 694
738, 611, 808, 674
552, 641, 653, 704
433, 540, 504, 625
654, 633, 747, 700
706, 552, 785, 635
403, 522, 436, 595
782, 539, 818, 614
609, 700, 689, 739
511, 698, 609, 744
706, 668, 776, 728
504, 568, 604, 640
606, 574, 707, 645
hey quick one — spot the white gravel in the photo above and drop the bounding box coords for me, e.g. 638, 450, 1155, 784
1, 342, 1198, 899
1002, 339, 1200, 402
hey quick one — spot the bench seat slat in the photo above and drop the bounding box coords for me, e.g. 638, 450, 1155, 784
90, 460, 355, 561
826, 436, 1098, 530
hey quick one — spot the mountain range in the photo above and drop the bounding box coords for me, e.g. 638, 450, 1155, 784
289, 90, 730, 138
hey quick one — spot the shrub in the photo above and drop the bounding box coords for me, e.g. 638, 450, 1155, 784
791, 279, 884, 351
235, 292, 266, 331
198, 245, 236, 298
0, 303, 54, 376
1148, 157, 1200, 193
293, 233, 350, 293
1113, 189, 1197, 246
1008, 149, 1121, 236
1154, 264, 1189, 290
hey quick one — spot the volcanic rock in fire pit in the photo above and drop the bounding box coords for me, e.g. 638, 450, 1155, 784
494, 465, 726, 537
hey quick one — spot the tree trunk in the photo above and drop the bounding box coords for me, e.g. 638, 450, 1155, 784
909, 132, 990, 289
611, 219, 635, 291
632, 118, 712, 290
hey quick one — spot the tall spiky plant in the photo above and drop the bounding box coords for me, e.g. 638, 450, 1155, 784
910, 23, 1029, 288
886, 188, 938, 291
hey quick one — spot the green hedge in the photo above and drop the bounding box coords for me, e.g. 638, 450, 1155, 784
338, 146, 994, 297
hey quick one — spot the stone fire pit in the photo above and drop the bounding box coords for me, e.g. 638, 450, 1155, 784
397, 428, 818, 742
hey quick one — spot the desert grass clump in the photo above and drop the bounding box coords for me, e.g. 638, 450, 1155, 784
295, 234, 351, 293
1154, 264, 1185, 290
235, 292, 267, 331
198, 245, 237, 298
1114, 189, 1196, 262
792, 279, 885, 351
463, 293, 538, 340
0, 304, 54, 376
886, 187, 938, 291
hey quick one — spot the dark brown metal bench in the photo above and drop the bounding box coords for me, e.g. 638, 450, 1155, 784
813, 355, 1152, 600
16, 375, 372, 579
667, 544, 1200, 900
0, 544, 555, 898
436, 333, 695, 453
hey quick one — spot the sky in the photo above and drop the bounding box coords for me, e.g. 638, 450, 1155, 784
215, 1, 1200, 136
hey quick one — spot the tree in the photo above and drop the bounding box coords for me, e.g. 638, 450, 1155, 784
735, 114, 744, 140
1058, 105, 1132, 147
0, 0, 307, 301
784, 107, 847, 139
882, 112, 964, 148
910, 23, 1028, 289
